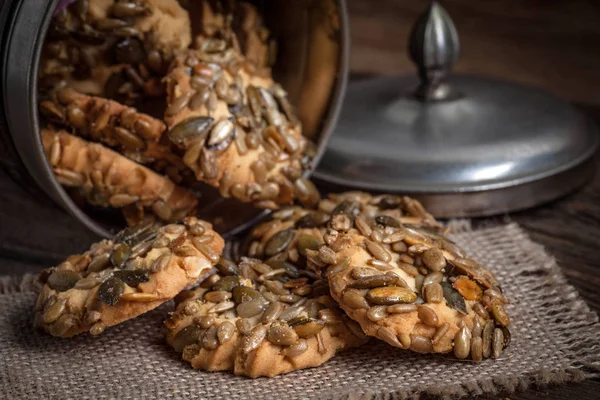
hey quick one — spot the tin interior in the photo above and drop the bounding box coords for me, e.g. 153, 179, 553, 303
5, 0, 348, 238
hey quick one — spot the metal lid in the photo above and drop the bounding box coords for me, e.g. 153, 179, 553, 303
314, 1, 599, 217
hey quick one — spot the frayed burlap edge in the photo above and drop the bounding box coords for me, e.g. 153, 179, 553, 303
2, 222, 599, 400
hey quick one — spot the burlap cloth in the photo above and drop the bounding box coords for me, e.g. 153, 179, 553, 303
1, 222, 599, 399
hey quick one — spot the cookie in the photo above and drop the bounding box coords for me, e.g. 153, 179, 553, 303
163, 47, 318, 209
244, 192, 511, 361
34, 217, 224, 337
41, 128, 197, 224
40, 0, 191, 102
185, 0, 272, 74
40, 87, 192, 181
165, 257, 368, 378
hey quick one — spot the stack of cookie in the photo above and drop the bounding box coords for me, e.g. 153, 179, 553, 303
34, 192, 511, 377
39, 0, 316, 226
33, 0, 511, 378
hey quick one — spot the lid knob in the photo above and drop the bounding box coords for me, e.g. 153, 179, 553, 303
408, 1, 461, 101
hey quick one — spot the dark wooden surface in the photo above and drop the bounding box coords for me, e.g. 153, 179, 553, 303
1, 0, 599, 398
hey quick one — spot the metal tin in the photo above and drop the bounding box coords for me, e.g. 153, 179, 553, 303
0, 0, 349, 237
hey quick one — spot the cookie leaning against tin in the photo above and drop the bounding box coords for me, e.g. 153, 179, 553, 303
163, 48, 318, 210
34, 217, 224, 338
244, 192, 511, 361
41, 128, 197, 224
40, 0, 191, 101
40, 87, 191, 182
165, 258, 368, 378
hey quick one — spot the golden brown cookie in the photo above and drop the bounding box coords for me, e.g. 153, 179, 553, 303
34, 217, 224, 337
41, 128, 197, 224
40, 0, 191, 102
244, 192, 511, 361
165, 257, 368, 378
163, 47, 318, 209
39, 87, 191, 182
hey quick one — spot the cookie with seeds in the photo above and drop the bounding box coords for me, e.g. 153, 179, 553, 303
40, 87, 191, 181
34, 217, 224, 337
40, 0, 191, 102
163, 47, 318, 210
41, 128, 197, 224
165, 257, 368, 378
244, 192, 511, 361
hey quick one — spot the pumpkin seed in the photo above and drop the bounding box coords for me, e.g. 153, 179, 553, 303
289, 318, 324, 338
110, 243, 131, 269
283, 339, 308, 357
268, 322, 299, 346
98, 277, 125, 306
43, 298, 67, 324
212, 276, 240, 292
168, 117, 213, 146
375, 215, 402, 228
264, 228, 294, 256
243, 325, 268, 353
296, 234, 323, 257
278, 305, 304, 322
236, 298, 268, 318
172, 324, 203, 352
47, 270, 81, 292
262, 301, 284, 323
441, 281, 467, 314
216, 258, 239, 276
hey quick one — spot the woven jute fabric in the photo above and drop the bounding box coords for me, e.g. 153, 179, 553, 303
1, 222, 599, 399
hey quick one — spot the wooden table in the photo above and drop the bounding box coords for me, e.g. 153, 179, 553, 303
1, 0, 599, 398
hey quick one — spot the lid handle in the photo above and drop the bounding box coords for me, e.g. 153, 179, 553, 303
408, 1, 461, 102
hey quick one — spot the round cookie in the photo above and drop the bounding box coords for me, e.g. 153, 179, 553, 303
244, 192, 511, 361
165, 258, 368, 378
34, 217, 224, 337
41, 128, 197, 224
163, 45, 318, 209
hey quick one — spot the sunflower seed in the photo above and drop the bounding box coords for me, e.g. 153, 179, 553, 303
366, 287, 416, 305
166, 92, 192, 116
283, 339, 308, 357
417, 306, 439, 326
454, 325, 472, 359
168, 116, 213, 146
43, 298, 67, 324
243, 325, 268, 353
378, 326, 402, 347
432, 321, 450, 345
207, 119, 235, 147
343, 290, 370, 309
424, 283, 443, 303
209, 301, 235, 313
